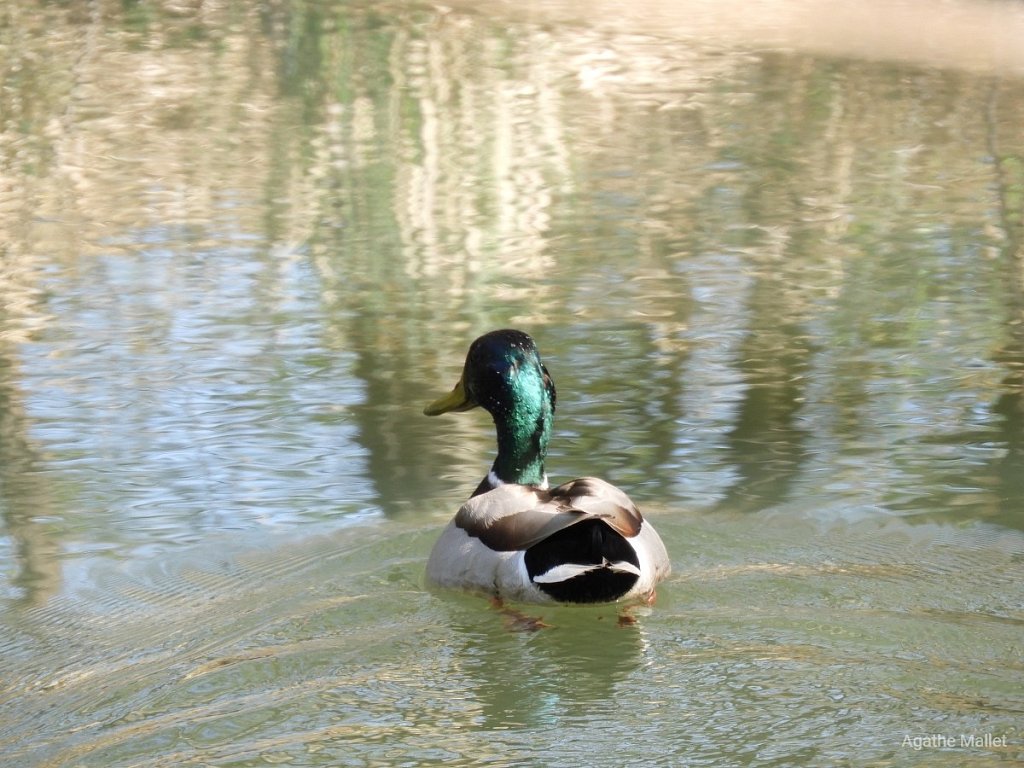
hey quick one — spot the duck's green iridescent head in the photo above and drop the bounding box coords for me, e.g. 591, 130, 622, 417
425, 329, 556, 487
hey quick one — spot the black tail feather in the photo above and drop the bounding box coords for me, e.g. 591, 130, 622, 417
524, 519, 640, 603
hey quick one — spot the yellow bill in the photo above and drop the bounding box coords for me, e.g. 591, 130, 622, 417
423, 376, 478, 416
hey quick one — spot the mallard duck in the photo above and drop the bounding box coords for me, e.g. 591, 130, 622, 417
424, 329, 670, 604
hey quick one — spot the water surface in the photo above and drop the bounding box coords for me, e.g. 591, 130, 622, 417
1, 1, 1023, 765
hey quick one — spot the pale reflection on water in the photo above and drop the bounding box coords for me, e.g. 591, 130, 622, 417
1, 0, 1023, 765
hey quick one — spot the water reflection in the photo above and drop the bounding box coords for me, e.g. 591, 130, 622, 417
0, 0, 1021, 555
0, 0, 1022, 568
437, 597, 646, 729
982, 94, 1024, 528
0, 345, 61, 605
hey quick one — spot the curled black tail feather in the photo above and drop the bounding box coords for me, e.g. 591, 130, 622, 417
524, 519, 640, 603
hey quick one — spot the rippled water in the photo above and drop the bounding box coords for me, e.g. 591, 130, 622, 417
2, 1, 1023, 765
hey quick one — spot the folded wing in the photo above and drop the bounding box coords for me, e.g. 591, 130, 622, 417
454, 476, 643, 551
